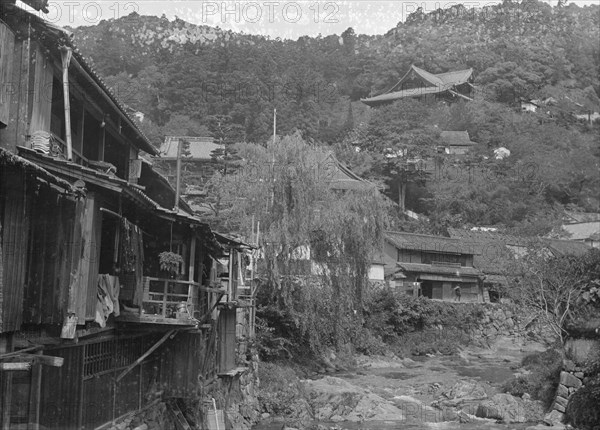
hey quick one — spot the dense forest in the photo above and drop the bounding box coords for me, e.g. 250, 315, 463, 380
69, 0, 600, 234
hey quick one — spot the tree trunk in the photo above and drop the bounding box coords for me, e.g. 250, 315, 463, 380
398, 181, 406, 212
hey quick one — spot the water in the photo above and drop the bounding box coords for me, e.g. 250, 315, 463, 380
253, 420, 532, 430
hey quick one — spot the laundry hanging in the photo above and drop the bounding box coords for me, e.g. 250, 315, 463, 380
95, 274, 121, 327
119, 218, 144, 307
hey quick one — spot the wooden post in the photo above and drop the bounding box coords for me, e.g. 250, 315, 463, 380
188, 236, 196, 314
174, 138, 182, 210
28, 352, 42, 430
98, 126, 105, 161
1, 333, 14, 429
228, 248, 233, 298
59, 46, 73, 160
163, 280, 168, 318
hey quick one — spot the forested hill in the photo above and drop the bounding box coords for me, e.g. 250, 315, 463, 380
69, 0, 599, 144
68, 0, 600, 233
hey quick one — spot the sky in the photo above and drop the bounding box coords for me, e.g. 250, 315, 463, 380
18, 0, 600, 39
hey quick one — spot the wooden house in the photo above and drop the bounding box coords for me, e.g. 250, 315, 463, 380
437, 131, 476, 156
382, 231, 484, 302
361, 65, 474, 107
447, 228, 591, 302
0, 4, 255, 428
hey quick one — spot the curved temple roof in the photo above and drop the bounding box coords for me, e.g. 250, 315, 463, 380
361, 65, 473, 106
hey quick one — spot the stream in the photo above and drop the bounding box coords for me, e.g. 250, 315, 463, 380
252, 336, 551, 430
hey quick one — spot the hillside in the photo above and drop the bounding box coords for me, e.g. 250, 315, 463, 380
68, 0, 600, 232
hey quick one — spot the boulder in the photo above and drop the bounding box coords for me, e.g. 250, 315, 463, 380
476, 393, 527, 423
556, 384, 569, 398
563, 360, 576, 372
543, 409, 565, 426
554, 396, 568, 408
559, 371, 582, 388
438, 380, 488, 406
303, 376, 404, 422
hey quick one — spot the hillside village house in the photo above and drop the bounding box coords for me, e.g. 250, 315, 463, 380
0, 4, 255, 428
361, 65, 474, 107
382, 231, 484, 302
448, 228, 592, 302
437, 131, 476, 156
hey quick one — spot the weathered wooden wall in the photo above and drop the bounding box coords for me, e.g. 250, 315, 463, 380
0, 167, 30, 332
218, 309, 237, 373
28, 43, 54, 135
0, 21, 16, 129
160, 332, 202, 398
22, 190, 80, 325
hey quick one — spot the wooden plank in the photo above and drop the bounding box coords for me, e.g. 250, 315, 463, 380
0, 362, 31, 371
62, 197, 85, 337
0, 169, 28, 332
28, 353, 42, 429
0, 22, 16, 127
28, 44, 53, 135
86, 201, 102, 320
168, 402, 192, 430
116, 330, 176, 382
77, 193, 97, 321
0, 345, 43, 359
17, 354, 64, 367
116, 314, 196, 325
0, 333, 13, 428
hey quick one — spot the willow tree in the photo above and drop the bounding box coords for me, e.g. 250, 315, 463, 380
215, 134, 391, 354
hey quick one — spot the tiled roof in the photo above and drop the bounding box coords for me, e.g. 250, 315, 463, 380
385, 231, 476, 255
396, 262, 481, 277
563, 212, 600, 223
545, 239, 592, 256
561, 222, 600, 241
447, 228, 524, 275
361, 65, 473, 106
160, 136, 222, 159
324, 154, 376, 191
0, 147, 81, 195
440, 131, 475, 146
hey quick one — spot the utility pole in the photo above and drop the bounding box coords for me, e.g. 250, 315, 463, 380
273, 108, 277, 143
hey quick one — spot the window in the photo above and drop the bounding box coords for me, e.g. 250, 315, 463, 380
422, 252, 464, 266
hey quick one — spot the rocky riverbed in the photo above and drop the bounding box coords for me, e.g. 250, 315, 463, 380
253, 335, 568, 430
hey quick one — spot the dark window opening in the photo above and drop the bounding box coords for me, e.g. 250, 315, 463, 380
50, 75, 65, 142
99, 216, 118, 274
104, 133, 128, 179
82, 110, 102, 161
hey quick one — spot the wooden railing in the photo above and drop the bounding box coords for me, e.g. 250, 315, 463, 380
141, 277, 195, 319
118, 277, 225, 325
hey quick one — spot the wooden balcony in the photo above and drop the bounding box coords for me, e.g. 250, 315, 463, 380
117, 277, 225, 326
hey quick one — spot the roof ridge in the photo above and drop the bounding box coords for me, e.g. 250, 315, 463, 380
386, 230, 457, 239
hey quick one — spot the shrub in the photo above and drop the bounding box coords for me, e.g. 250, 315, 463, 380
257, 362, 309, 417
502, 376, 534, 397
566, 379, 600, 430
353, 327, 389, 356
502, 348, 562, 409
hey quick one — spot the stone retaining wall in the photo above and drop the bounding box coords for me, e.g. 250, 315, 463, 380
468, 304, 519, 341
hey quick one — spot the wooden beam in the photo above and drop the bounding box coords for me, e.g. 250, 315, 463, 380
0, 362, 31, 371
115, 329, 177, 382
0, 345, 43, 359
18, 354, 64, 367
28, 354, 42, 429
